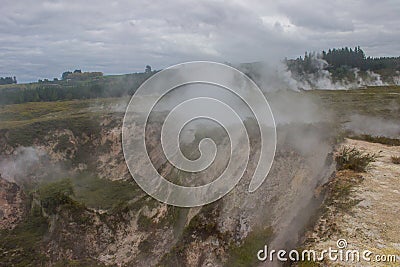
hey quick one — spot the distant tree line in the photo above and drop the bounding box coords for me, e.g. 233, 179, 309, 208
288, 46, 400, 73
62, 69, 81, 80
61, 69, 103, 81
323, 47, 400, 71
0, 67, 156, 105
323, 47, 366, 69
287, 51, 321, 74
0, 76, 17, 85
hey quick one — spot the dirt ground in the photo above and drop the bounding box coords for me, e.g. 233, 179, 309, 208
302, 138, 400, 266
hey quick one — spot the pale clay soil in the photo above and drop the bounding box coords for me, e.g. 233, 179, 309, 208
305, 138, 400, 266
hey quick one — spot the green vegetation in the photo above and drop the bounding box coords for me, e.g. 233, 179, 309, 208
296, 259, 320, 267
325, 171, 364, 212
0, 99, 127, 169
36, 179, 92, 225
62, 70, 102, 81
300, 169, 365, 259
0, 96, 130, 158
1, 51, 399, 106
0, 99, 95, 123
226, 227, 273, 267
36, 174, 140, 213
321, 47, 388, 71
0, 177, 112, 266
138, 239, 152, 254
4, 114, 101, 147
287, 46, 400, 82
0, 204, 48, 266
53, 134, 73, 152
70, 173, 139, 210
182, 205, 218, 240
137, 212, 154, 231
0, 76, 17, 85
159, 203, 223, 266
309, 85, 400, 122
335, 147, 376, 172
0, 99, 110, 149
0, 70, 154, 105
136, 205, 186, 233
38, 179, 75, 214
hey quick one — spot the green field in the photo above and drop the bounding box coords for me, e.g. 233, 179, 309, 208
308, 85, 400, 121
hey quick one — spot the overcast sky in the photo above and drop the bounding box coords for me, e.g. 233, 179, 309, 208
1, 0, 399, 83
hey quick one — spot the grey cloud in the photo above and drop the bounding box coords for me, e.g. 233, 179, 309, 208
0, 0, 399, 82
277, 1, 355, 32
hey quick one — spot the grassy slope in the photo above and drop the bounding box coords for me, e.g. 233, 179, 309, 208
0, 97, 127, 130
2, 85, 399, 129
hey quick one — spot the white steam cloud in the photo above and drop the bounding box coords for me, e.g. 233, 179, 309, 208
345, 114, 400, 138
0, 147, 44, 183
241, 55, 396, 92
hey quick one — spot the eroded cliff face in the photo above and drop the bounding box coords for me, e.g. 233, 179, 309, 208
0, 113, 129, 183
0, 176, 25, 230
0, 109, 336, 266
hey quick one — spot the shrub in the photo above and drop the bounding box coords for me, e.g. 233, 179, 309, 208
138, 239, 152, 253
391, 156, 400, 164
71, 173, 139, 210
137, 213, 154, 231
53, 134, 73, 152
38, 179, 74, 214
226, 227, 273, 267
335, 147, 376, 172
